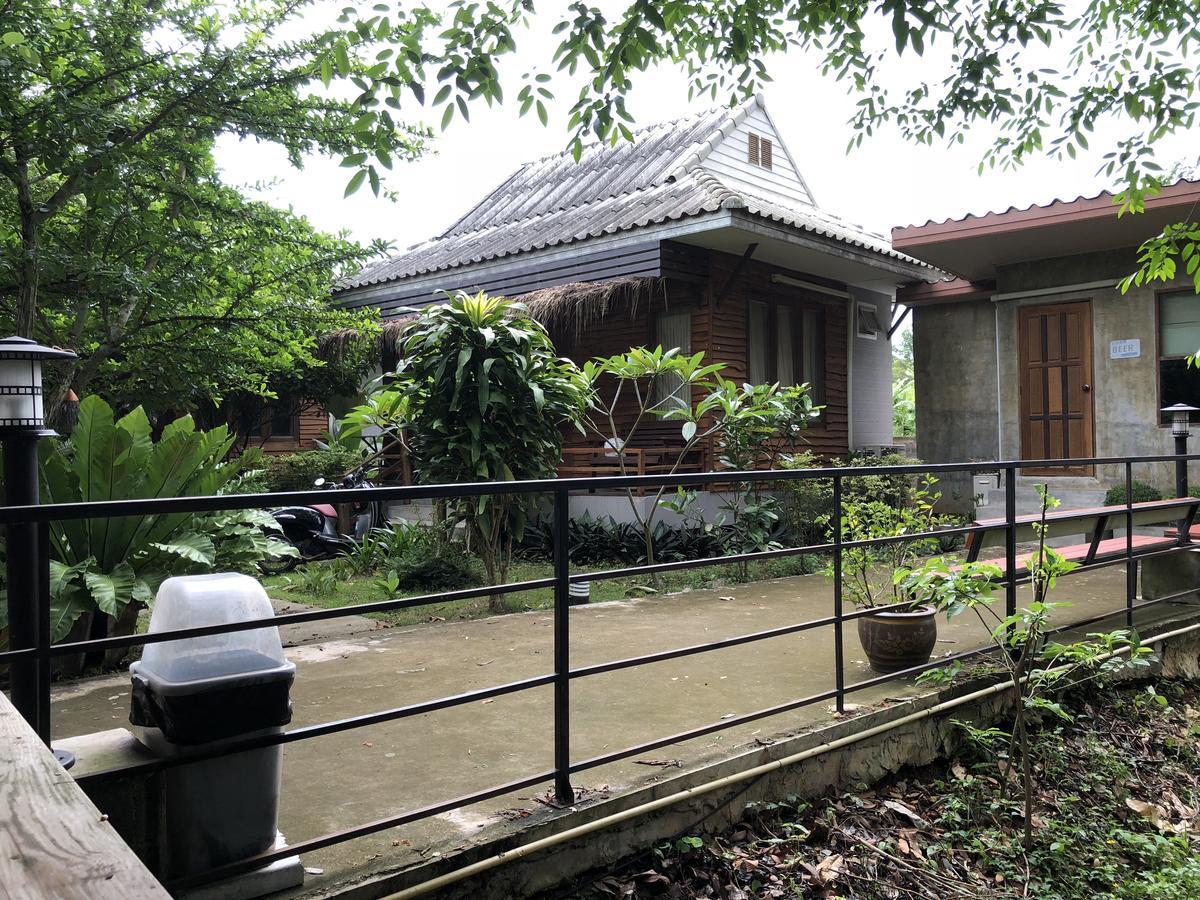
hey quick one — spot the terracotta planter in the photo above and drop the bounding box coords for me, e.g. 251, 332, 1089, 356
856, 606, 938, 674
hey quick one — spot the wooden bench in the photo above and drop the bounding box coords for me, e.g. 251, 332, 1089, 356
963, 497, 1200, 577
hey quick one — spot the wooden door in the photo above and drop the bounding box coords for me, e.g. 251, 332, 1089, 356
1018, 301, 1094, 474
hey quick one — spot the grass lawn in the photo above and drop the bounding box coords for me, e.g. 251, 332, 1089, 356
261, 555, 820, 629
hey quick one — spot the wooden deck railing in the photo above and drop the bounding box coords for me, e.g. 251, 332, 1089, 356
0, 691, 169, 899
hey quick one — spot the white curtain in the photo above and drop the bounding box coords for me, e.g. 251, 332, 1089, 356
655, 310, 692, 406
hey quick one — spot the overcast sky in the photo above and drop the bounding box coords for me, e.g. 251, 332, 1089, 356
214, 15, 1197, 257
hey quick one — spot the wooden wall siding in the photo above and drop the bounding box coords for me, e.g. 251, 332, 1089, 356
259, 404, 328, 456
699, 104, 815, 210
560, 279, 707, 456
699, 249, 850, 458
558, 247, 850, 466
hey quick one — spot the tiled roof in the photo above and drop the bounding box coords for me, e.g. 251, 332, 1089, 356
342, 97, 930, 291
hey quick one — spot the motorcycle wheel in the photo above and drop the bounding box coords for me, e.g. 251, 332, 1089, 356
258, 536, 301, 576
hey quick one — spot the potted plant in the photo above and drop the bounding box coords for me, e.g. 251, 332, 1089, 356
827, 476, 949, 673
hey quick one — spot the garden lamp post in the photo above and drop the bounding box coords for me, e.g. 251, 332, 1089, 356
1162, 403, 1198, 499
0, 335, 76, 764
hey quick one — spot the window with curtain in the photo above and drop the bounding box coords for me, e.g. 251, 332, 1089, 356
1159, 290, 1200, 423
747, 299, 824, 401
654, 309, 693, 407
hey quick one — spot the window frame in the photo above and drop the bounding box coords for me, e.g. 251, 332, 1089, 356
1156, 287, 1200, 427
745, 293, 826, 407
856, 301, 882, 340
263, 398, 300, 441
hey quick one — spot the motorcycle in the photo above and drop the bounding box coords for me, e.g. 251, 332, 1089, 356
259, 467, 387, 575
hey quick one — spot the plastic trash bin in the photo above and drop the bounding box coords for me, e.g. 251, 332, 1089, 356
129, 573, 296, 881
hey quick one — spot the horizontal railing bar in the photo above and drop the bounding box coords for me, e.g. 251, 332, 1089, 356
50, 576, 555, 656
569, 686, 840, 773
0, 646, 37, 663
570, 617, 841, 678
75, 673, 555, 784
51, 535, 1183, 659
167, 769, 557, 891
5, 454, 1200, 524
576, 523, 991, 585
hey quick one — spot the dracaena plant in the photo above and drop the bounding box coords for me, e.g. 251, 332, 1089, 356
350, 292, 591, 609
0, 396, 291, 649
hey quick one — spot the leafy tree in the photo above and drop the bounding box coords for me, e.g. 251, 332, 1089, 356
349, 292, 591, 608
340, 0, 1200, 291
583, 348, 817, 568
0, 0, 407, 418
3, 141, 379, 423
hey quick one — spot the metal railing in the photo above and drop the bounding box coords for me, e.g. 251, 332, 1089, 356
2, 452, 1199, 890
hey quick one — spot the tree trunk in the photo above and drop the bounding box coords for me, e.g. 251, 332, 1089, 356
15, 160, 40, 338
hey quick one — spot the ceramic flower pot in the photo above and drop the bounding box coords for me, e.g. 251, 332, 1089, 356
856, 606, 938, 674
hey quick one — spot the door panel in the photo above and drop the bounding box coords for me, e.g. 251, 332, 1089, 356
1018, 302, 1094, 474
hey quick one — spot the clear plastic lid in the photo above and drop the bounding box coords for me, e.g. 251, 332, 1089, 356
139, 573, 287, 683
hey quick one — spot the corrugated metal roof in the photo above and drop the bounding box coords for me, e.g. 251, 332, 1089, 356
342, 97, 931, 291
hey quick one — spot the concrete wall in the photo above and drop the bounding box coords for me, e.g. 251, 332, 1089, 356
913, 245, 1198, 496
912, 297, 1000, 504
849, 286, 897, 450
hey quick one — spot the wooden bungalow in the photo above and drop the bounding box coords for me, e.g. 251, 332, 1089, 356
333, 95, 939, 479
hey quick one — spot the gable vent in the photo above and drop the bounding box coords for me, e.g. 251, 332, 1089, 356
748, 133, 773, 170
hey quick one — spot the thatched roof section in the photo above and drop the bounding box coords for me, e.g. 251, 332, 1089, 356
517, 276, 663, 344
317, 276, 661, 363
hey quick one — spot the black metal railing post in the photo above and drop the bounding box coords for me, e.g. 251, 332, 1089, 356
1004, 464, 1017, 621
3, 433, 43, 735
1125, 461, 1135, 627
552, 485, 574, 805
832, 474, 844, 713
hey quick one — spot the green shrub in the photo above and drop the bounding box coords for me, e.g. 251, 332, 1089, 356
1, 396, 286, 647
256, 448, 363, 493
779, 450, 927, 546
517, 513, 725, 565
1104, 480, 1163, 507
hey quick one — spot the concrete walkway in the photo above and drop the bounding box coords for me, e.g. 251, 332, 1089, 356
49, 564, 1189, 897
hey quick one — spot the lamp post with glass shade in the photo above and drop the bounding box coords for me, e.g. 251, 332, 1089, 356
1162, 403, 1199, 500
0, 335, 76, 764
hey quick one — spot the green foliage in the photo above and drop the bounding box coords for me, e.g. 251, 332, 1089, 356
1104, 480, 1164, 507
2, 396, 289, 643
893, 329, 915, 438
824, 475, 945, 609
584, 347, 817, 568
780, 451, 928, 546
518, 513, 725, 565
0, 0, 396, 416
251, 449, 364, 494
922, 484, 1154, 851
346, 293, 591, 605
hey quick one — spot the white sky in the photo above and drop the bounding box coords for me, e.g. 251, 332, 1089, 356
214, 13, 1197, 257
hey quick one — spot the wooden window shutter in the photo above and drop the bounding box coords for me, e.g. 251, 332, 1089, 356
748, 132, 760, 166
760, 137, 773, 169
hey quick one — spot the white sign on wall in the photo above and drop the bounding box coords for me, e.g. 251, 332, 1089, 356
1109, 339, 1141, 359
